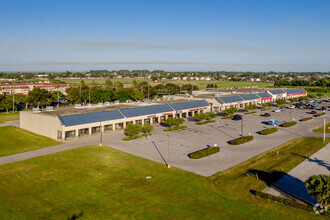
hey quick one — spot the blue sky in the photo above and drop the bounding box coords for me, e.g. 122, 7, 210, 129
0, 0, 329, 72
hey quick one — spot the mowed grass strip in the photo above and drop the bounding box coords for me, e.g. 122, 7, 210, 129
210, 137, 329, 218
313, 122, 330, 134
0, 112, 19, 124
0, 141, 325, 219
0, 126, 60, 157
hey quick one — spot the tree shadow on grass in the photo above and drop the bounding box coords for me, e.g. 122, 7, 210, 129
68, 211, 83, 220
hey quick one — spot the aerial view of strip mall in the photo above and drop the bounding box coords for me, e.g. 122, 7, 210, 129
0, 0, 329, 219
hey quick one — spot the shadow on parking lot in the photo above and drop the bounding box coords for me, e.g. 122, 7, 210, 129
209, 125, 235, 138
151, 141, 168, 166
291, 153, 330, 171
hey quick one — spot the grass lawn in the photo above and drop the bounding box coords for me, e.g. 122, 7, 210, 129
0, 112, 19, 124
0, 126, 60, 157
62, 78, 151, 85
313, 122, 330, 134
168, 80, 274, 90
0, 137, 328, 219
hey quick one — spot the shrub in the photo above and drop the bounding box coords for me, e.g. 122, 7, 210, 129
289, 98, 298, 103
251, 190, 314, 213
245, 111, 257, 115
222, 116, 233, 119
206, 112, 217, 119
301, 117, 312, 122
196, 120, 215, 125
276, 99, 286, 105
165, 118, 185, 128
222, 107, 238, 116
315, 113, 326, 117
122, 135, 143, 141
261, 108, 272, 111
229, 136, 253, 145
281, 121, 297, 127
262, 103, 272, 107
141, 123, 153, 134
124, 124, 141, 137
164, 125, 187, 132
259, 128, 278, 135
189, 147, 220, 159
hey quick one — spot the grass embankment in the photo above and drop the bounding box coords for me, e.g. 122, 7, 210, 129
313, 122, 330, 134
0, 112, 19, 124
211, 137, 329, 218
0, 126, 60, 157
1, 138, 327, 219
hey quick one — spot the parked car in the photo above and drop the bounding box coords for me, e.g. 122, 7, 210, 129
273, 109, 281, 112
232, 114, 242, 120
264, 113, 271, 117
267, 120, 279, 125
305, 106, 310, 109
289, 105, 295, 109
321, 107, 326, 112
311, 111, 317, 114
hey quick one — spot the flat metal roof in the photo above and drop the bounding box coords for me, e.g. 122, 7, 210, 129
218, 95, 244, 104
168, 100, 209, 111
239, 94, 260, 101
119, 104, 173, 118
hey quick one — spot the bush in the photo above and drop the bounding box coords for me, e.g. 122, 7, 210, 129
251, 190, 314, 213
315, 113, 326, 117
229, 136, 253, 145
189, 147, 220, 159
244, 105, 257, 111
261, 108, 272, 111
262, 103, 272, 107
276, 99, 286, 105
301, 117, 312, 122
164, 125, 187, 132
259, 128, 278, 135
289, 98, 298, 103
245, 111, 256, 115
281, 121, 297, 127
222, 116, 233, 119
196, 120, 215, 125
222, 107, 238, 116
122, 135, 143, 141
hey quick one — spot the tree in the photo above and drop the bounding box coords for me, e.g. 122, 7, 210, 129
141, 123, 153, 134
165, 118, 185, 128
206, 83, 218, 88
305, 175, 330, 210
104, 79, 113, 90
124, 124, 141, 137
28, 88, 51, 108
206, 112, 217, 119
66, 87, 81, 103
129, 88, 144, 101
114, 81, 123, 91
116, 89, 130, 102
276, 99, 286, 105
90, 89, 113, 104
222, 107, 238, 115
244, 105, 257, 111
193, 112, 209, 121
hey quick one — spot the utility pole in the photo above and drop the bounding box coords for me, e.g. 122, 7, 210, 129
324, 117, 326, 142
241, 116, 243, 136
167, 134, 170, 168
99, 121, 103, 146
12, 93, 15, 114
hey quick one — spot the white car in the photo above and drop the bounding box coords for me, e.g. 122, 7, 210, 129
289, 105, 295, 109
273, 109, 281, 112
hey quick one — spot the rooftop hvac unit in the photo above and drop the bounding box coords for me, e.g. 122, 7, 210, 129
75, 104, 82, 108
192, 92, 198, 96
33, 107, 41, 113
104, 102, 110, 106
46, 106, 54, 111
114, 100, 120, 105
214, 93, 220, 97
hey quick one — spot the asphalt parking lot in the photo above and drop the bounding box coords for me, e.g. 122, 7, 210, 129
102, 101, 329, 176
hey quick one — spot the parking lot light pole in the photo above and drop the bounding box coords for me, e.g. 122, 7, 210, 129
99, 121, 103, 146
167, 134, 171, 168
324, 117, 326, 142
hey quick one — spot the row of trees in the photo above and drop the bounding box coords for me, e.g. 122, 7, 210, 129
275, 78, 330, 87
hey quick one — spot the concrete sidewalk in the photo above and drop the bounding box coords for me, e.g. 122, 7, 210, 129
263, 143, 330, 205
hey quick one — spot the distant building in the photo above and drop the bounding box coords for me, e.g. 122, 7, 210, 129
0, 83, 73, 95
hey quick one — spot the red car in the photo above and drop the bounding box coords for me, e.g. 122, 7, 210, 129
311, 111, 317, 114
305, 106, 310, 109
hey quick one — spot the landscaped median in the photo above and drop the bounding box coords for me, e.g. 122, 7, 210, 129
280, 121, 297, 127
122, 133, 152, 141
189, 147, 220, 159
229, 136, 253, 145
259, 127, 278, 135
313, 122, 330, 134
315, 113, 326, 117
196, 120, 215, 125
164, 125, 187, 132
300, 117, 312, 122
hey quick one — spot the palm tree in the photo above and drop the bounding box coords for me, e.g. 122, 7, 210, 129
305, 175, 330, 211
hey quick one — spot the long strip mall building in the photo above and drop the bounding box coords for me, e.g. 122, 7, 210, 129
20, 88, 306, 141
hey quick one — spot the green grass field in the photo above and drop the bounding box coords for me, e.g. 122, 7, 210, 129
168, 80, 274, 90
313, 122, 330, 134
0, 112, 19, 124
0, 126, 60, 157
62, 78, 151, 85
0, 137, 327, 219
